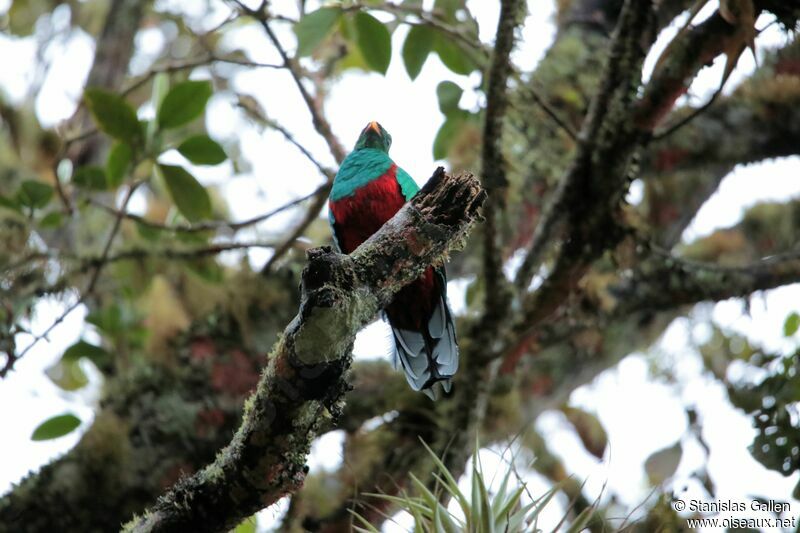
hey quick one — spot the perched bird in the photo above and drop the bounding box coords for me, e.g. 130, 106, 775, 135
328, 121, 458, 398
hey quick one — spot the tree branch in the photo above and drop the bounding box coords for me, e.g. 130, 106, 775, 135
479, 0, 525, 320
123, 169, 485, 533
641, 36, 800, 246
613, 249, 800, 315
234, 1, 347, 163
90, 183, 328, 236
512, 0, 654, 321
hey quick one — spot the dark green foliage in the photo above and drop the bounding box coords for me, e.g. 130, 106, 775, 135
157, 80, 213, 130
31, 413, 82, 441
436, 81, 463, 114
294, 7, 342, 56
17, 180, 53, 210
729, 352, 800, 477
784, 312, 800, 337
106, 142, 132, 187
433, 113, 467, 160
402, 25, 435, 79
85, 88, 142, 144
63, 340, 112, 367
38, 211, 62, 229
72, 166, 108, 190
354, 12, 392, 74
177, 135, 227, 165
157, 164, 212, 222
433, 35, 476, 75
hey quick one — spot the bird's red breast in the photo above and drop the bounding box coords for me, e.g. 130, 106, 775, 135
328, 164, 438, 330
328, 164, 406, 254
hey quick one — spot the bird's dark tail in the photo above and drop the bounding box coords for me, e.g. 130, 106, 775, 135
389, 271, 458, 400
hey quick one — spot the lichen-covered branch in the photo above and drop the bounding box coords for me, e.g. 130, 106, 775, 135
642, 37, 800, 246
480, 0, 525, 316
123, 170, 485, 532
513, 0, 654, 327
613, 249, 800, 315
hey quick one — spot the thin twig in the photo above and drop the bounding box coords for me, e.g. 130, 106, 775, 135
90, 183, 326, 236
1, 181, 142, 377
652, 87, 721, 141
517, 79, 579, 141
227, 0, 347, 273
260, 184, 332, 274
231, 0, 346, 163
235, 95, 336, 179
121, 54, 283, 97
79, 240, 281, 268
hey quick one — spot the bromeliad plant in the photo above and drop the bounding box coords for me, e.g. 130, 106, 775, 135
352, 441, 597, 533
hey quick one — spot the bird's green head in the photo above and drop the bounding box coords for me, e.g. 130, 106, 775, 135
354, 121, 392, 153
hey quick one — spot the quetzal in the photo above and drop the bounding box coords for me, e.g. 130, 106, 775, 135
328, 121, 458, 398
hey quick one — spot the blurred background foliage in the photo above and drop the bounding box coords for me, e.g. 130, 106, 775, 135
1, 0, 800, 531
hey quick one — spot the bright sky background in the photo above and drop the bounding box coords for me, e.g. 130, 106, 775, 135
1, 1, 799, 531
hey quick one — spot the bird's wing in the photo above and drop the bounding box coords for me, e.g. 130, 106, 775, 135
328, 208, 342, 253
396, 166, 419, 201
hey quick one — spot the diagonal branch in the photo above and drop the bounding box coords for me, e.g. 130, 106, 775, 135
124, 169, 485, 533
232, 0, 347, 164
511, 0, 654, 314
89, 183, 328, 236
612, 249, 800, 315
228, 1, 346, 273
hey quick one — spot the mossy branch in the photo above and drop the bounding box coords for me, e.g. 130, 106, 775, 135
612, 249, 800, 315
123, 169, 485, 533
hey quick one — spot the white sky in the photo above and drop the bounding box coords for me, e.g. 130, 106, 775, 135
1, 1, 799, 531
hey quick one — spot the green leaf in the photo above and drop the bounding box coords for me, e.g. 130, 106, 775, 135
354, 12, 392, 74
136, 221, 162, 241
420, 439, 471, 520
84, 88, 142, 143
784, 312, 800, 337
17, 180, 54, 209
432, 114, 465, 160
151, 73, 170, 112
63, 340, 111, 366
233, 518, 257, 533
157, 80, 213, 130
436, 81, 463, 115
72, 166, 108, 190
46, 358, 89, 391
434, 34, 475, 75
31, 413, 81, 441
645, 441, 682, 486
0, 194, 22, 213
86, 305, 123, 336
561, 406, 608, 459
157, 164, 212, 222
434, 0, 463, 21
177, 135, 227, 165
107, 142, 132, 188
39, 211, 63, 229
294, 7, 342, 56
402, 25, 434, 80
565, 505, 597, 533
187, 260, 224, 284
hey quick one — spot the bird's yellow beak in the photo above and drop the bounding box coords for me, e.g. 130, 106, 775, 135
367, 121, 381, 134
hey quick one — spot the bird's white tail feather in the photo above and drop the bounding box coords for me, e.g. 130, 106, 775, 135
389, 291, 459, 395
